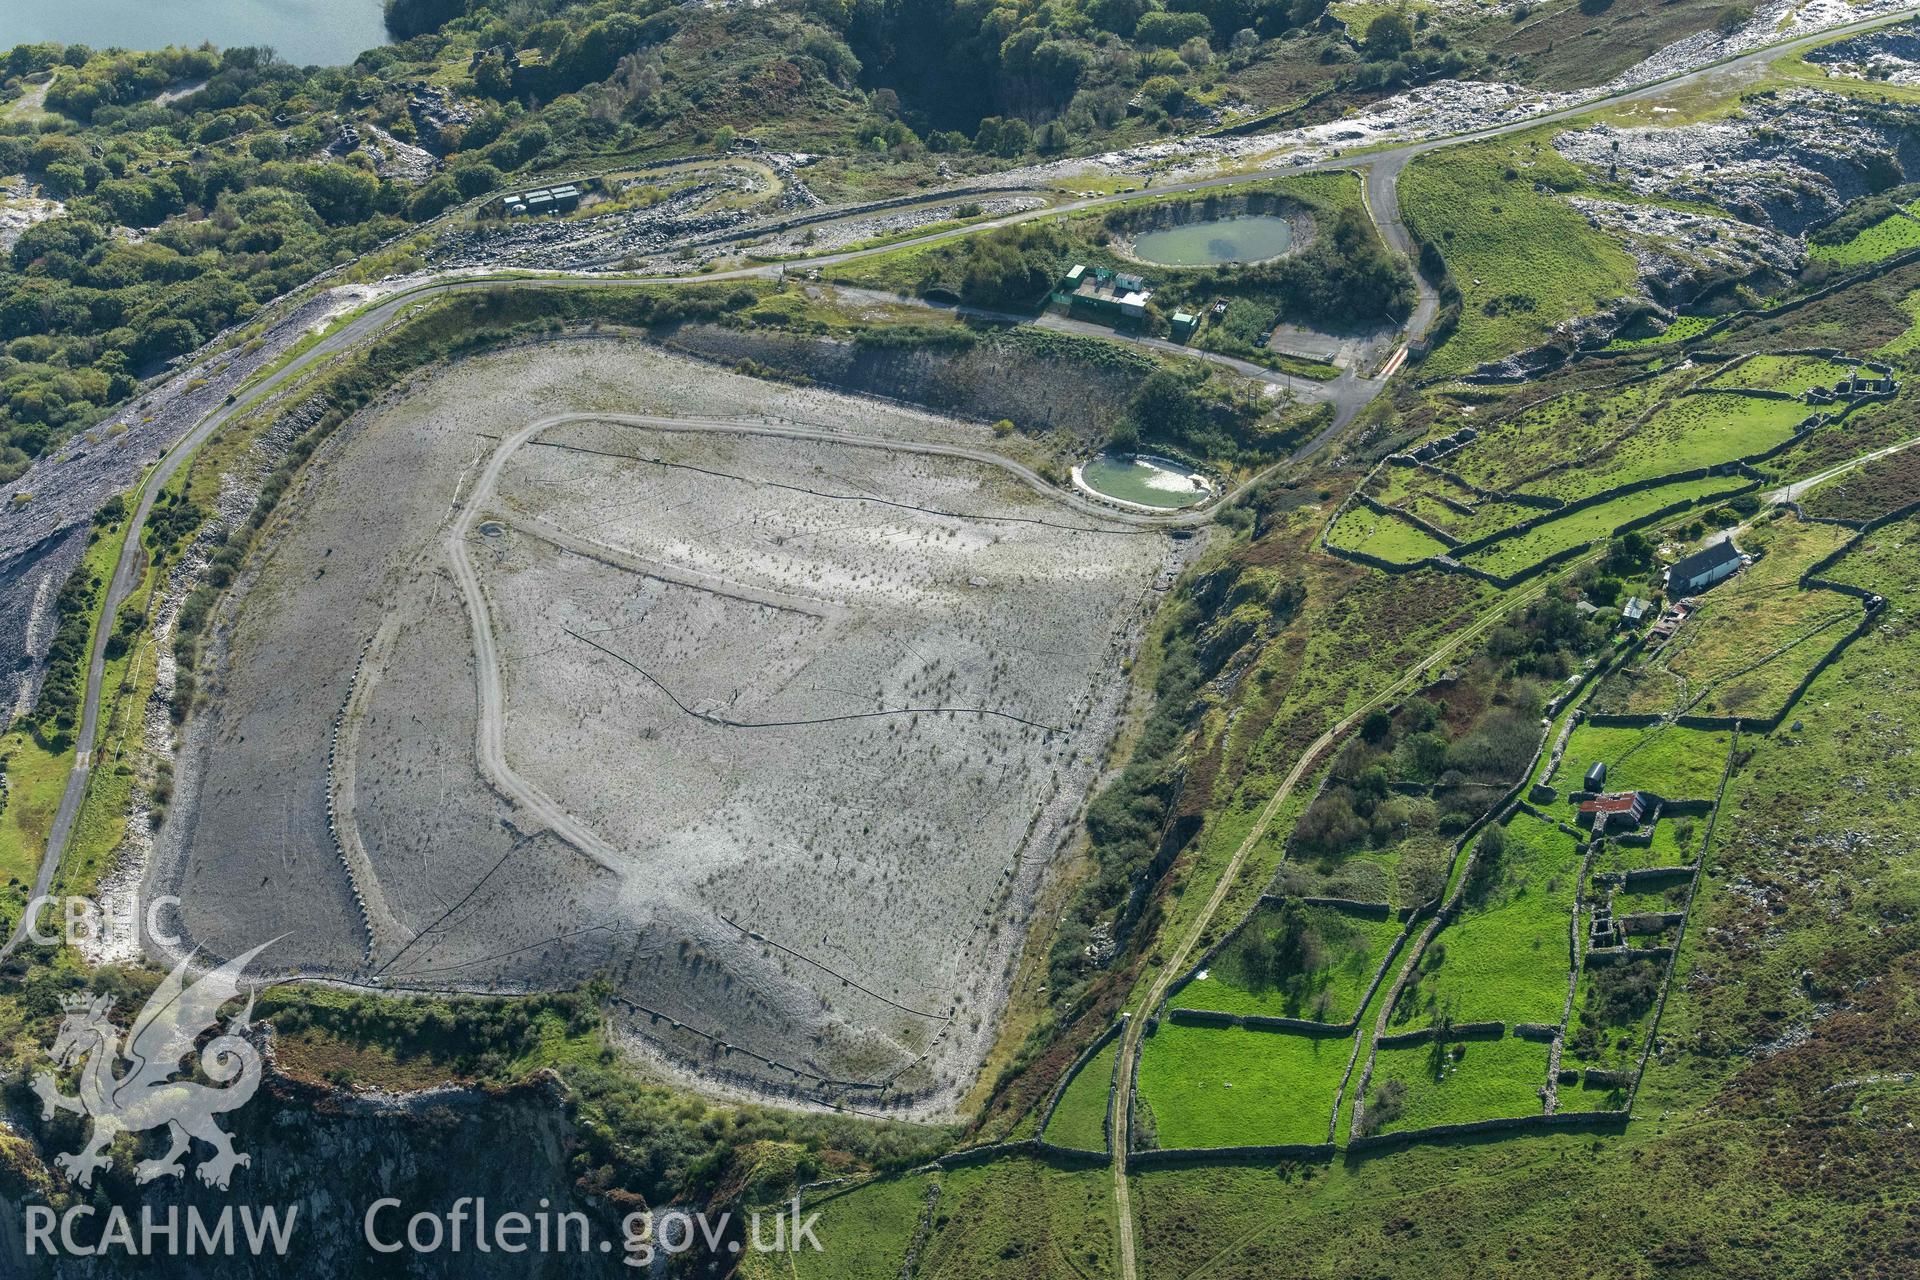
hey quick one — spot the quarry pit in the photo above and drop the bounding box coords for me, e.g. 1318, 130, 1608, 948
145, 339, 1183, 1114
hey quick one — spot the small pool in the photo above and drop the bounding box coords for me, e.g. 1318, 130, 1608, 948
1075, 453, 1213, 509
1129, 214, 1296, 266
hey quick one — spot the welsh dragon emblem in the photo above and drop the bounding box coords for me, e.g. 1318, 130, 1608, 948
32, 942, 273, 1191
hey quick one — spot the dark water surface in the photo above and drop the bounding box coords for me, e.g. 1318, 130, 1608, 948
0, 0, 388, 67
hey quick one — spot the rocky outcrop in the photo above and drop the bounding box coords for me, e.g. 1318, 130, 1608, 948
407, 85, 477, 154
1555, 89, 1920, 237
1805, 20, 1920, 87
1568, 197, 1804, 303
661, 324, 1152, 445
0, 1071, 621, 1278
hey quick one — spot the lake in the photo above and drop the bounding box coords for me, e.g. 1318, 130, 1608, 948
1130, 214, 1298, 267
0, 0, 390, 67
1075, 452, 1214, 510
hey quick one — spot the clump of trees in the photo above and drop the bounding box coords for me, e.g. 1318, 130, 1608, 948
1340, 5, 1476, 93
1463, 820, 1507, 904
1290, 596, 1605, 868
1122, 363, 1296, 463
1584, 957, 1662, 1027
1232, 898, 1327, 987
918, 223, 1073, 309
1048, 598, 1211, 1004
1360, 1077, 1406, 1135
839, 0, 1330, 141
385, 0, 467, 40
1170, 205, 1417, 328
1484, 596, 1610, 681
27, 559, 102, 750
1045, 549, 1312, 1015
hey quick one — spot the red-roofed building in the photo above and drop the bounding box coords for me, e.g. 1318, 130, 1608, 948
1578, 791, 1648, 833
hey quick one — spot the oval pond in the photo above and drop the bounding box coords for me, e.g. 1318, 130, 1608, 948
1128, 214, 1296, 267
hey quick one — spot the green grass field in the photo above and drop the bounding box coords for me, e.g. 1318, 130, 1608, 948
1590, 520, 1859, 721
1604, 314, 1715, 350
1325, 503, 1450, 563
1557, 1074, 1630, 1112
1808, 209, 1920, 266
1449, 380, 1667, 493
768, 1174, 929, 1280
1528, 393, 1811, 504
1394, 814, 1580, 1029
1825, 512, 1920, 600
1329, 0, 1433, 35
1589, 823, 1699, 876
1434, 376, 1808, 510
1136, 1022, 1348, 1148
1550, 723, 1732, 800
1643, 814, 1704, 863
762, 1158, 1118, 1280
1461, 475, 1747, 578
0, 728, 71, 896
1368, 467, 1548, 543
1612, 881, 1688, 919
1704, 354, 1857, 395
1383, 365, 1813, 580
1042, 1037, 1116, 1152
0, 511, 136, 915
912, 1160, 1117, 1279
1403, 138, 1640, 379
1874, 286, 1920, 356
1364, 1036, 1548, 1133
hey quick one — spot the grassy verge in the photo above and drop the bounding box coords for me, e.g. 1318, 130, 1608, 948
1042, 1037, 1118, 1152
0, 504, 140, 916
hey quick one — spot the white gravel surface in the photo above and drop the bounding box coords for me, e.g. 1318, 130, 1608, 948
147, 338, 1186, 1116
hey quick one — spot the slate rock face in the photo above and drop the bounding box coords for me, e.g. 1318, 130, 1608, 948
1805, 21, 1920, 86
1462, 89, 1920, 379
407, 85, 478, 155
1555, 89, 1920, 237
1, 1072, 623, 1280
1569, 198, 1803, 293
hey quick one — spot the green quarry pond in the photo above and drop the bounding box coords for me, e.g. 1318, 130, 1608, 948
1129, 214, 1296, 266
1076, 453, 1214, 509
